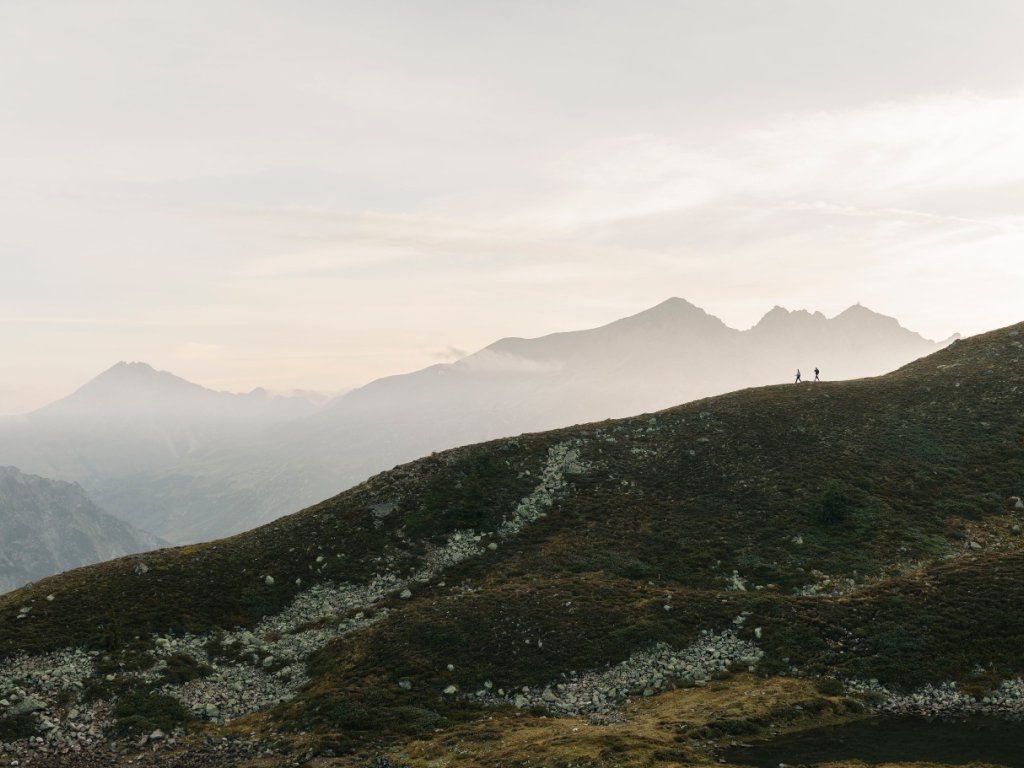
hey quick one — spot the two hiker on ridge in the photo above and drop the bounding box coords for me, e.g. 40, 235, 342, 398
795, 367, 821, 383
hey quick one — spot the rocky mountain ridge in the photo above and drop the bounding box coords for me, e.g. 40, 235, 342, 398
0, 467, 163, 595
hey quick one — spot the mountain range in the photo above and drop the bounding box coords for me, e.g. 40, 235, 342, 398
0, 467, 162, 594
0, 318, 1018, 767
0, 299, 954, 543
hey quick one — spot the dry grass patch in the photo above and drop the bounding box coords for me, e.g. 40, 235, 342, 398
362, 675, 858, 768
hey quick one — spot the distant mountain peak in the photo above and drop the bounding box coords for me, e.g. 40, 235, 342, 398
94, 360, 163, 382
68, 361, 202, 401
834, 302, 879, 318
753, 305, 827, 329
639, 296, 705, 316
611, 296, 727, 331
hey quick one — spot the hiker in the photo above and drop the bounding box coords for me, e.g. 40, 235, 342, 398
795, 369, 801, 384
814, 367, 820, 382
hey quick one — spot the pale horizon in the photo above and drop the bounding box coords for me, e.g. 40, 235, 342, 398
3, 1, 1022, 415
0, 297, 964, 416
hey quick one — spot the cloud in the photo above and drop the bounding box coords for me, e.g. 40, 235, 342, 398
432, 346, 467, 361
456, 349, 563, 374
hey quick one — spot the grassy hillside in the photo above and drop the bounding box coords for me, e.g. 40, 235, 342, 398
1, 322, 1022, 763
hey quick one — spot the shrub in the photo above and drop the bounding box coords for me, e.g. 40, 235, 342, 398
0, 712, 37, 740
815, 677, 844, 696
112, 688, 193, 736
158, 652, 213, 685
818, 483, 854, 526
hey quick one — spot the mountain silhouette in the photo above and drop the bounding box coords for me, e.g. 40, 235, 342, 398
0, 299, 952, 543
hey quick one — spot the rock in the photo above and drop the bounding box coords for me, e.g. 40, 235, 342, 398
204, 703, 219, 718
514, 694, 529, 708
487, 542, 498, 551
400, 588, 412, 599
1012, 525, 1022, 536
149, 729, 165, 741
264, 575, 275, 586
10, 697, 45, 716
446, 663, 455, 671
542, 688, 557, 702
45, 594, 55, 602
754, 627, 763, 639
969, 541, 983, 551
133, 562, 150, 575
1015, 497, 1024, 511
442, 685, 458, 695
398, 680, 412, 691
262, 656, 275, 668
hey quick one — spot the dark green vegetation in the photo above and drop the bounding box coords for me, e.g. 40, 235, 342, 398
0, 712, 37, 741
1, 322, 1023, 751
110, 686, 194, 737
723, 716, 1024, 767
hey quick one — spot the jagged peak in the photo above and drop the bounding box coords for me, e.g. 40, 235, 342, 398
753, 305, 827, 329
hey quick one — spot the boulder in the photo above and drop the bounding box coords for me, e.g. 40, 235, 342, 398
10, 697, 45, 716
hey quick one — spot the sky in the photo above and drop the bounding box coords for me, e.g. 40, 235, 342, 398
2, 0, 1024, 415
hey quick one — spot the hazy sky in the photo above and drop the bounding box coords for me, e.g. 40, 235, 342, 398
2, 1, 1023, 414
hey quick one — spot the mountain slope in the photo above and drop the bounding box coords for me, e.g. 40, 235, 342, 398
0, 320, 1019, 765
87, 299, 951, 543
0, 467, 163, 594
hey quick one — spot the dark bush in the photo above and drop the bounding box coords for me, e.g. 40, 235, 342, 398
815, 677, 844, 696
158, 652, 213, 685
818, 483, 855, 526
0, 712, 37, 740
112, 688, 193, 736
